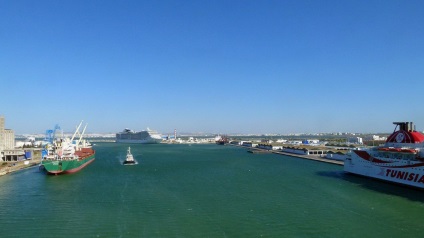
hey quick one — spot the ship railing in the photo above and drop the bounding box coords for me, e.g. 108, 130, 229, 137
61, 155, 77, 160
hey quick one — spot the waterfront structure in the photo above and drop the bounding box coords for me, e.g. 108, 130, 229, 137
325, 152, 347, 161
257, 144, 282, 150
302, 139, 320, 145
345, 122, 424, 189
372, 135, 387, 141
0, 116, 15, 150
116, 128, 163, 144
242, 142, 258, 148
0, 116, 23, 161
348, 137, 363, 144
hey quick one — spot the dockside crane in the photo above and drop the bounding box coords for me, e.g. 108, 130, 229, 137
44, 124, 61, 144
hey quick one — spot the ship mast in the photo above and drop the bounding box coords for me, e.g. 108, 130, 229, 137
71, 121, 84, 142
77, 123, 88, 148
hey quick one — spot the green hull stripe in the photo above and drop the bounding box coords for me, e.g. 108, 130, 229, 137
42, 154, 95, 174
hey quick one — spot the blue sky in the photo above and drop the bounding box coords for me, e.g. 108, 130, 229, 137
1, 0, 424, 134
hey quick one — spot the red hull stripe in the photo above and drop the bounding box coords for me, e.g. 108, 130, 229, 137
353, 150, 390, 163
63, 158, 95, 174
353, 151, 424, 169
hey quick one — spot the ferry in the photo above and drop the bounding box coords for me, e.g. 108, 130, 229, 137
116, 128, 163, 144
344, 122, 424, 189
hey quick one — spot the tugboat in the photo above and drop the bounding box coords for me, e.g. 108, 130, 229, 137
123, 147, 137, 165
344, 122, 424, 189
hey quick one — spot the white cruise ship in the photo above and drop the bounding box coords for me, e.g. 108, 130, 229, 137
116, 128, 163, 144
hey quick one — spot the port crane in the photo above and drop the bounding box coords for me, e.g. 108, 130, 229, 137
44, 124, 61, 144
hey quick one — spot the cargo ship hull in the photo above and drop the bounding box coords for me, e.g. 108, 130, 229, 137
42, 153, 95, 175
42, 122, 95, 175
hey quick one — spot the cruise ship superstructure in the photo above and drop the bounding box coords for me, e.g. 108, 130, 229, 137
344, 122, 424, 189
116, 128, 163, 144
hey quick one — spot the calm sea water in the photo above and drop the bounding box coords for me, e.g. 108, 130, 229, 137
1, 143, 423, 237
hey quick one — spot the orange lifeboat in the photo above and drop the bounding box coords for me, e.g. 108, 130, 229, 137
377, 147, 416, 153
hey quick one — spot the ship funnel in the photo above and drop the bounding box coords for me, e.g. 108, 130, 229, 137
393, 122, 415, 132
409, 122, 414, 131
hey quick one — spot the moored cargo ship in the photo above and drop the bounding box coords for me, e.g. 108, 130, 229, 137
41, 122, 95, 175
344, 122, 424, 189
215, 135, 229, 145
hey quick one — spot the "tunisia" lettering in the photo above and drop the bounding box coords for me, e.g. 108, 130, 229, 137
385, 169, 424, 183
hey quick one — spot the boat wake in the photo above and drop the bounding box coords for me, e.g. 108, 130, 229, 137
123, 160, 138, 166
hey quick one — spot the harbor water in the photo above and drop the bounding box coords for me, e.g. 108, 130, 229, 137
1, 143, 423, 237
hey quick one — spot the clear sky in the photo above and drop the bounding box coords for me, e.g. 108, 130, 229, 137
1, 0, 424, 135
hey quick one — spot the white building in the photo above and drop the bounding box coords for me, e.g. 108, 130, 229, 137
372, 135, 387, 141
0, 116, 15, 150
348, 137, 363, 144
1, 116, 21, 161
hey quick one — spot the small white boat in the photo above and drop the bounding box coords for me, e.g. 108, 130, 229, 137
123, 147, 137, 165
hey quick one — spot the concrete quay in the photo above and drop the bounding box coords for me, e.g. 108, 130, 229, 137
0, 158, 42, 176
232, 144, 344, 166
271, 150, 344, 166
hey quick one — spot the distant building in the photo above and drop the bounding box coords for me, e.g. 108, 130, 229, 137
372, 135, 387, 141
348, 137, 363, 144
257, 144, 282, 150
302, 139, 319, 145
242, 142, 258, 148
1, 116, 22, 161
0, 116, 15, 150
289, 140, 302, 145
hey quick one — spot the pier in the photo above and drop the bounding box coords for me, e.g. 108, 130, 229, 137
271, 150, 344, 166
0, 158, 42, 176
232, 144, 344, 166
247, 149, 272, 154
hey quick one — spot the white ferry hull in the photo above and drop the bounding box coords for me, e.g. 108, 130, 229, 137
344, 151, 424, 189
